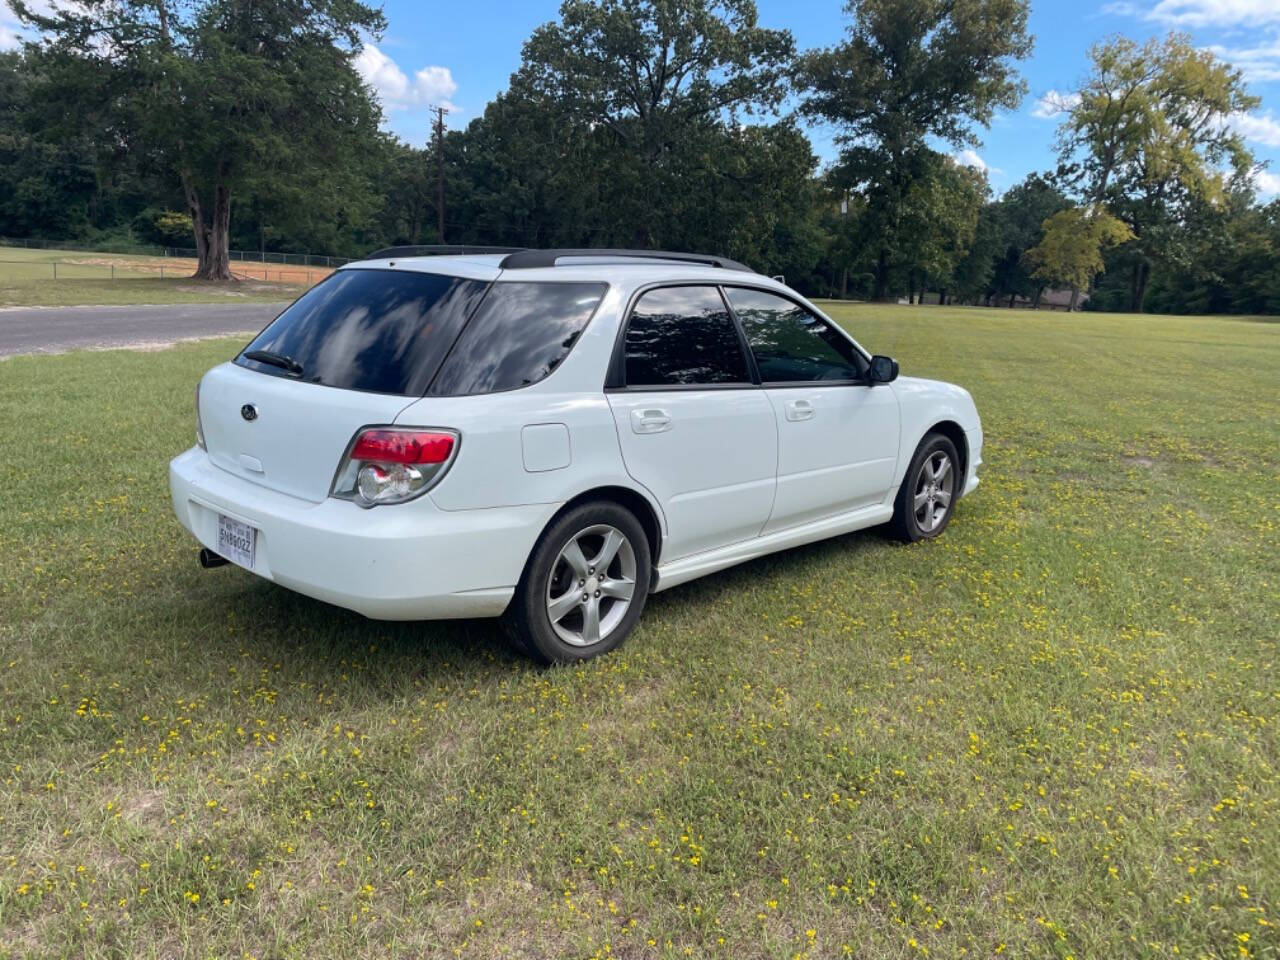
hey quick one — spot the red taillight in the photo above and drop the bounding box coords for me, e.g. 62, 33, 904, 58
351, 430, 455, 465
331, 427, 459, 507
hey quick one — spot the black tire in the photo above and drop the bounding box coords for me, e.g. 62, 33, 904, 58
503, 500, 652, 664
890, 432, 961, 542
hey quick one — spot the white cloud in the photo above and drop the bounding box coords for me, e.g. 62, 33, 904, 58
1229, 111, 1280, 148
1251, 167, 1280, 196
953, 149, 1003, 178
1207, 36, 1280, 85
1141, 0, 1280, 28
354, 43, 458, 114
1106, 1, 1280, 83
1032, 90, 1081, 119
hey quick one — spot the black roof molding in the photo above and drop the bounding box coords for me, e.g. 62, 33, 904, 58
364, 244, 526, 260
498, 248, 754, 272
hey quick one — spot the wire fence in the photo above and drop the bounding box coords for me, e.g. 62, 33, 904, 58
162, 247, 353, 268
0, 259, 154, 280
0, 236, 344, 286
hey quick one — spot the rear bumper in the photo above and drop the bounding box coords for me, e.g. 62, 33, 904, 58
169, 447, 557, 620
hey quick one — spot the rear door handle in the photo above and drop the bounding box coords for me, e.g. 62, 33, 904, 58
631, 408, 672, 434
785, 398, 815, 421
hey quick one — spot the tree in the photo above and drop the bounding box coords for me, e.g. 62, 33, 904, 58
950, 200, 1004, 303
435, 0, 817, 269
898, 155, 986, 303
1055, 33, 1257, 311
798, 0, 1032, 299
1092, 188, 1280, 315
12, 0, 386, 279
1024, 207, 1132, 310
986, 173, 1070, 306
510, 0, 794, 247
0, 50, 113, 241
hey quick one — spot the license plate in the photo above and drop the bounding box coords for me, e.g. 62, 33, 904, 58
216, 513, 256, 570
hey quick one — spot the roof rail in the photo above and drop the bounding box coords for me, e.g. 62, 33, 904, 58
364, 244, 526, 260
498, 248, 754, 272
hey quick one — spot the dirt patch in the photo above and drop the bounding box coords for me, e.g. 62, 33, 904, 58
128, 332, 258, 353
10, 331, 261, 357
119, 787, 168, 825
57, 254, 331, 286
175, 284, 247, 297
1122, 455, 1156, 468
63, 256, 151, 270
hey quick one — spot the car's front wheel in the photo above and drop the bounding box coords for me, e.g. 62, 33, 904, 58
890, 432, 961, 542
504, 501, 651, 664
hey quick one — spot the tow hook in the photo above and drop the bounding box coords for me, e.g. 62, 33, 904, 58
199, 548, 229, 569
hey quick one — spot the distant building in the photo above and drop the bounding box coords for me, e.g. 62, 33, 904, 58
906, 288, 1090, 310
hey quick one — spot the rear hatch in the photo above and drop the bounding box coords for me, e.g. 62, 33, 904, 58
198, 267, 492, 503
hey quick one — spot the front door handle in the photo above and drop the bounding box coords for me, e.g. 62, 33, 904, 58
631, 408, 672, 434
785, 398, 815, 421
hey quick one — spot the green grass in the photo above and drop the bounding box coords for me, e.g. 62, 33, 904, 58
0, 247, 309, 306
0, 305, 1276, 959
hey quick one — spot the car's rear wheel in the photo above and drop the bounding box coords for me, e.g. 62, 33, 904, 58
890, 432, 960, 542
504, 501, 651, 664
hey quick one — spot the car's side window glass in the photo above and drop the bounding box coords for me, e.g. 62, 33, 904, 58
723, 287, 866, 383
623, 285, 751, 387
430, 281, 607, 395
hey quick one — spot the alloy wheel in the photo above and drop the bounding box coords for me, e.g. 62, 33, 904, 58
913, 450, 954, 533
546, 524, 637, 646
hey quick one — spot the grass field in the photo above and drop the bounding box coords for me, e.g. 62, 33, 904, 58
0, 247, 323, 306
0, 305, 1276, 959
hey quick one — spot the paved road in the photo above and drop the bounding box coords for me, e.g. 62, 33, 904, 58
0, 302, 289, 357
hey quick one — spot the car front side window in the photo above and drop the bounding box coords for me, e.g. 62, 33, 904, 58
723, 287, 866, 384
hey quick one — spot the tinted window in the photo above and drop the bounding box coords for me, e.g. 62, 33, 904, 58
431, 282, 607, 395
238, 269, 489, 395
724, 287, 866, 383
624, 286, 750, 386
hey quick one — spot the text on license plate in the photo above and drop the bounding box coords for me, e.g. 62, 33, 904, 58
217, 513, 257, 569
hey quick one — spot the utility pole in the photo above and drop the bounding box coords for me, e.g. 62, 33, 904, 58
432, 105, 448, 244
839, 188, 849, 299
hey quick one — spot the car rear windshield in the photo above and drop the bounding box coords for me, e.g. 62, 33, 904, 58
236, 269, 490, 395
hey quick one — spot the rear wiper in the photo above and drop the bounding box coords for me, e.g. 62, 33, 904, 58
244, 349, 304, 377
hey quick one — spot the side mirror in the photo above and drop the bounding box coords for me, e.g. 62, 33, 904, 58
868, 354, 899, 384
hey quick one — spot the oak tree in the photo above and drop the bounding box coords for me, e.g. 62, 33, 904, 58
1024, 207, 1132, 310
12, 0, 385, 279
1055, 34, 1257, 310
798, 0, 1032, 299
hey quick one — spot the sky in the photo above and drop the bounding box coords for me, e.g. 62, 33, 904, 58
352, 0, 1280, 198
2, 0, 1278, 195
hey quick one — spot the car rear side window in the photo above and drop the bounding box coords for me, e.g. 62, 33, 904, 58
430, 281, 607, 396
237, 269, 490, 396
623, 285, 751, 386
724, 287, 866, 383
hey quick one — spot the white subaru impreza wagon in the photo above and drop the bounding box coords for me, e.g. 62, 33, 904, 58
170, 247, 982, 662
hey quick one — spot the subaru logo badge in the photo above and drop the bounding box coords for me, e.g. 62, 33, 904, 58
241, 404, 258, 422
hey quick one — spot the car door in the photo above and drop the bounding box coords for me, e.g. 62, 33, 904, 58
722, 286, 900, 534
606, 284, 778, 562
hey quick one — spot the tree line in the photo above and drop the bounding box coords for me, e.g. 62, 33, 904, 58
3, 0, 1277, 314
